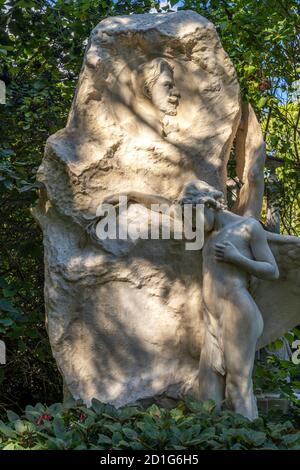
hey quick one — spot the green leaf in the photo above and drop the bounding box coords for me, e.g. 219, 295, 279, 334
282, 433, 300, 447
97, 433, 112, 445
202, 399, 216, 413
0, 278, 8, 289
111, 431, 123, 446
6, 410, 20, 422
0, 299, 18, 314
257, 96, 268, 109
244, 64, 256, 77
122, 427, 138, 440
14, 420, 28, 434
0, 421, 16, 438
0, 318, 14, 326
52, 417, 66, 438
91, 398, 105, 415
3, 443, 16, 450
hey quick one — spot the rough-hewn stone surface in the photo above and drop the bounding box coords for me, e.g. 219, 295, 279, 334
35, 11, 241, 406
35, 11, 300, 409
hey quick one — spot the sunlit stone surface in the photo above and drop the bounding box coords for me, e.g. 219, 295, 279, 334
34, 11, 300, 412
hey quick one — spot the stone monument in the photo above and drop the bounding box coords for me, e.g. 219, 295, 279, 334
34, 11, 300, 419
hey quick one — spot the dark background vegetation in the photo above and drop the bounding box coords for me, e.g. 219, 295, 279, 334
0, 0, 299, 416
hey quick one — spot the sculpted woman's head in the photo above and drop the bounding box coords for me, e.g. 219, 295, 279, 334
179, 180, 227, 232
179, 180, 226, 209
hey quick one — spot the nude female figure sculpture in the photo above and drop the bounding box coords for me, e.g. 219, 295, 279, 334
100, 180, 279, 420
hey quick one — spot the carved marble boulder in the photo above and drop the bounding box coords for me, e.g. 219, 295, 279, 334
34, 11, 299, 408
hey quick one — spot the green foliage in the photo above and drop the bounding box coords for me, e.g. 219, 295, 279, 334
254, 356, 300, 407
0, 397, 299, 450
264, 102, 300, 234
253, 329, 300, 410
179, 0, 300, 234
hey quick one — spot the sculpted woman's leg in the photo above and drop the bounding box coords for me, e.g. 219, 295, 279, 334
223, 291, 263, 420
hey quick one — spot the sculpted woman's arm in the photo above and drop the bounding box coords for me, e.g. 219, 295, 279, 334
79, 191, 177, 249
103, 191, 173, 212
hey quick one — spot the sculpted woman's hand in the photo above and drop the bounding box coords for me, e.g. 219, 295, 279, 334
215, 241, 241, 263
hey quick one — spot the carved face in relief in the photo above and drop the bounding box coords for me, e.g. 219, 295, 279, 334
136, 58, 180, 116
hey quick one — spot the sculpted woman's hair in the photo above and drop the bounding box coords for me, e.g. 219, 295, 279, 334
178, 180, 227, 210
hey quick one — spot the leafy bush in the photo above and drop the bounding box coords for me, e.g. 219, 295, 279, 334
0, 397, 299, 450
254, 354, 300, 407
